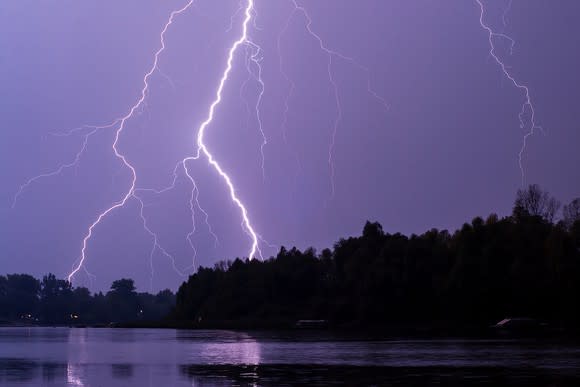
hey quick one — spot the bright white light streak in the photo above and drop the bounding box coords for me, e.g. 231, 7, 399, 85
184, 0, 262, 260
67, 0, 196, 282
475, 0, 542, 185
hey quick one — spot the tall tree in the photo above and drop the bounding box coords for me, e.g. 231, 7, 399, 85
513, 184, 561, 223
40, 273, 73, 323
107, 279, 139, 323
562, 198, 580, 229
4, 274, 40, 320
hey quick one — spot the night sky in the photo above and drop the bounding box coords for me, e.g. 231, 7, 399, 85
1, 0, 579, 291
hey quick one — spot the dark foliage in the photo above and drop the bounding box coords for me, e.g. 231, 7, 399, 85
172, 186, 580, 329
0, 276, 175, 325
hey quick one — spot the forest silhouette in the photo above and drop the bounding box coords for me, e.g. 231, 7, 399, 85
2, 185, 580, 330
172, 184, 580, 330
0, 275, 174, 325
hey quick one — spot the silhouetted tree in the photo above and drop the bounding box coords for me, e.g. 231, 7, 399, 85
4, 186, 580, 330
0, 275, 7, 320
107, 279, 138, 323
39, 274, 73, 323
563, 198, 580, 229
513, 184, 561, 223
1, 274, 40, 320
171, 186, 580, 329
0, 275, 174, 325
110, 278, 136, 295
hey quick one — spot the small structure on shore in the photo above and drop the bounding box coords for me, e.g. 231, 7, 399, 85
493, 318, 548, 334
295, 320, 328, 329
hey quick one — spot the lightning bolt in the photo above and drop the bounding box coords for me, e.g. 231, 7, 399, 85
134, 191, 185, 292
276, 16, 295, 145
280, 0, 389, 200
15, 0, 397, 285
502, 0, 513, 28
183, 0, 262, 261
134, 162, 218, 280
239, 38, 267, 180
248, 42, 267, 180
65, 0, 197, 282
15, 0, 265, 285
11, 122, 119, 209
182, 164, 219, 253
475, 0, 542, 185
226, 1, 245, 34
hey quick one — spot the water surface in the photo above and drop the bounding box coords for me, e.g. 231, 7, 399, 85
0, 327, 579, 386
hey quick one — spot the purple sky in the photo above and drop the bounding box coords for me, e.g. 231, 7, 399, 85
1, 0, 579, 291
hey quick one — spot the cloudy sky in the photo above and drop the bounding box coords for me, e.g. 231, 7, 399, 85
1, 0, 579, 291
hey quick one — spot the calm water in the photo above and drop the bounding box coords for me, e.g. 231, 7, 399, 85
1, 327, 579, 386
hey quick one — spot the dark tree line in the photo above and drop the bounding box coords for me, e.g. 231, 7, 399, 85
0, 275, 175, 325
172, 185, 580, 329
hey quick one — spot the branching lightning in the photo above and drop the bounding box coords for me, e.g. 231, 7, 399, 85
279, 0, 389, 200
12, 1, 195, 282
276, 19, 295, 145
502, 0, 514, 28
14, 0, 393, 287
134, 162, 218, 277
183, 0, 262, 261
13, 0, 268, 286
134, 190, 185, 291
14, 0, 391, 286
248, 42, 267, 180
65, 0, 204, 282
11, 123, 117, 209
12, 0, 551, 288
475, 0, 542, 185
239, 37, 267, 180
